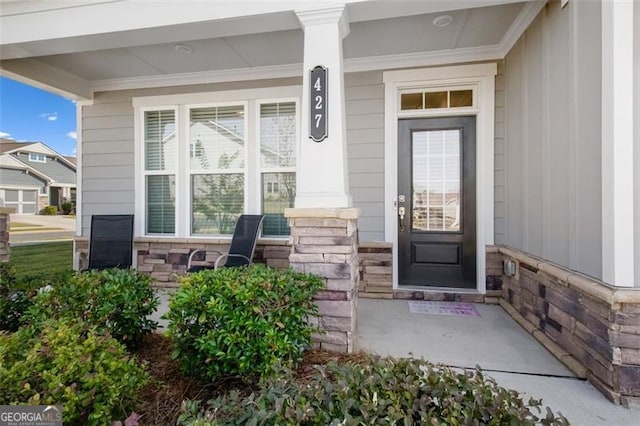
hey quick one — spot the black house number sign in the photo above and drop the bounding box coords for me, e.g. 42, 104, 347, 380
309, 65, 327, 142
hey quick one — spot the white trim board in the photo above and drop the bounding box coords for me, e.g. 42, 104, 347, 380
383, 63, 497, 294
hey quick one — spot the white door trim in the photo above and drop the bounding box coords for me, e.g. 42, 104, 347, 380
383, 63, 497, 293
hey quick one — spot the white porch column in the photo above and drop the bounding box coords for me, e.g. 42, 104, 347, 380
602, 0, 636, 287
295, 5, 352, 208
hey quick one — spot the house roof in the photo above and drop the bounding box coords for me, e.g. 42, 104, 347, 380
12, 152, 76, 185
0, 139, 26, 153
0, 139, 76, 186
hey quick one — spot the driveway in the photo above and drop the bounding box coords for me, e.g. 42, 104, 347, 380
9, 214, 76, 244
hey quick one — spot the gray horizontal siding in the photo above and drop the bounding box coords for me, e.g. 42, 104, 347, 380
345, 71, 385, 242
0, 168, 46, 188
80, 96, 135, 235
14, 153, 76, 184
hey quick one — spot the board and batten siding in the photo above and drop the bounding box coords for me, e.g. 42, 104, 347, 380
501, 0, 602, 279
80, 75, 386, 240
635, 2, 640, 287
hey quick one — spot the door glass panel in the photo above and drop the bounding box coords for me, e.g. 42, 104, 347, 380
412, 130, 460, 232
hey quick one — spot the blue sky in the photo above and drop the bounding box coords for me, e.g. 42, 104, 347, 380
0, 76, 77, 157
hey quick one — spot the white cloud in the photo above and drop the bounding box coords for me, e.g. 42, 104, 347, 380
41, 112, 58, 121
71, 147, 77, 155
0, 131, 13, 139
66, 131, 77, 140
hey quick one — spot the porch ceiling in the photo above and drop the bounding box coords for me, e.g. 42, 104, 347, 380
0, 0, 536, 99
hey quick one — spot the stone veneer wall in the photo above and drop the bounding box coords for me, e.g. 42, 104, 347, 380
358, 242, 393, 299
358, 244, 503, 304
0, 208, 12, 263
499, 246, 640, 408
285, 208, 360, 354
75, 237, 291, 285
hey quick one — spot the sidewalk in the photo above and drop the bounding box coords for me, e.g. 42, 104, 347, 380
357, 299, 638, 426
9, 214, 75, 244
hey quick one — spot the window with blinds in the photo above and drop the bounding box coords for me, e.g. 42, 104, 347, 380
144, 110, 176, 234
260, 102, 296, 236
190, 105, 245, 235
138, 96, 298, 238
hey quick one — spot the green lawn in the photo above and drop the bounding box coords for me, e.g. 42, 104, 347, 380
9, 241, 74, 278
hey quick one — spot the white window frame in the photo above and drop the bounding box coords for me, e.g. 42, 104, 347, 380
185, 101, 249, 237
139, 106, 179, 236
133, 86, 301, 239
384, 64, 496, 294
28, 153, 46, 163
256, 97, 300, 235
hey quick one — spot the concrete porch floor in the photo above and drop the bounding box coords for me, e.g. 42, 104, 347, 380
152, 291, 637, 425
357, 299, 637, 425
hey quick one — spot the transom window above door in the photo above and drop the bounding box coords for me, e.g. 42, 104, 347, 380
136, 90, 299, 239
400, 88, 474, 111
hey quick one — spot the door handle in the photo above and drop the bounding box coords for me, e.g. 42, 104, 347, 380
398, 206, 405, 232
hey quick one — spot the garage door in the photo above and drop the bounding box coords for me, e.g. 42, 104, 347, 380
3, 189, 37, 214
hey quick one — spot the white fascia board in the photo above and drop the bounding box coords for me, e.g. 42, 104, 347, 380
6, 142, 57, 157
499, 0, 546, 57
0, 58, 92, 100
0, 154, 28, 168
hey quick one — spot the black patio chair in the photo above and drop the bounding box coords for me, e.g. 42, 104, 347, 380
187, 214, 264, 272
87, 214, 134, 270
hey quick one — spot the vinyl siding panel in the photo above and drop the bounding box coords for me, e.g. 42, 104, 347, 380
345, 71, 385, 242
0, 168, 46, 188
502, 1, 602, 279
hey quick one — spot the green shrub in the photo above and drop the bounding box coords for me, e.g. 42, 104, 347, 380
29, 268, 158, 347
178, 358, 569, 426
0, 319, 148, 425
165, 264, 324, 381
41, 205, 58, 215
0, 265, 74, 332
60, 198, 74, 215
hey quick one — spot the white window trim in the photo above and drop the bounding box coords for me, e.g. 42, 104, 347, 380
185, 101, 249, 237
383, 63, 497, 294
134, 86, 301, 239
256, 97, 300, 224
28, 153, 46, 163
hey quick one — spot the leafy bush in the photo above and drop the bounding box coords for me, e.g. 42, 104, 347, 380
60, 198, 74, 215
165, 264, 324, 381
0, 265, 73, 332
0, 319, 148, 425
41, 205, 58, 215
178, 358, 569, 426
29, 268, 158, 347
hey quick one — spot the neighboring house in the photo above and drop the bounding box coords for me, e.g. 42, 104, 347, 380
1, 0, 639, 405
0, 140, 77, 214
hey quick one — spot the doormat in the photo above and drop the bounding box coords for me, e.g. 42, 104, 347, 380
408, 301, 480, 317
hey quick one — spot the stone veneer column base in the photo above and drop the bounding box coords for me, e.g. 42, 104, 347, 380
499, 245, 640, 408
0, 208, 13, 263
285, 208, 360, 354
